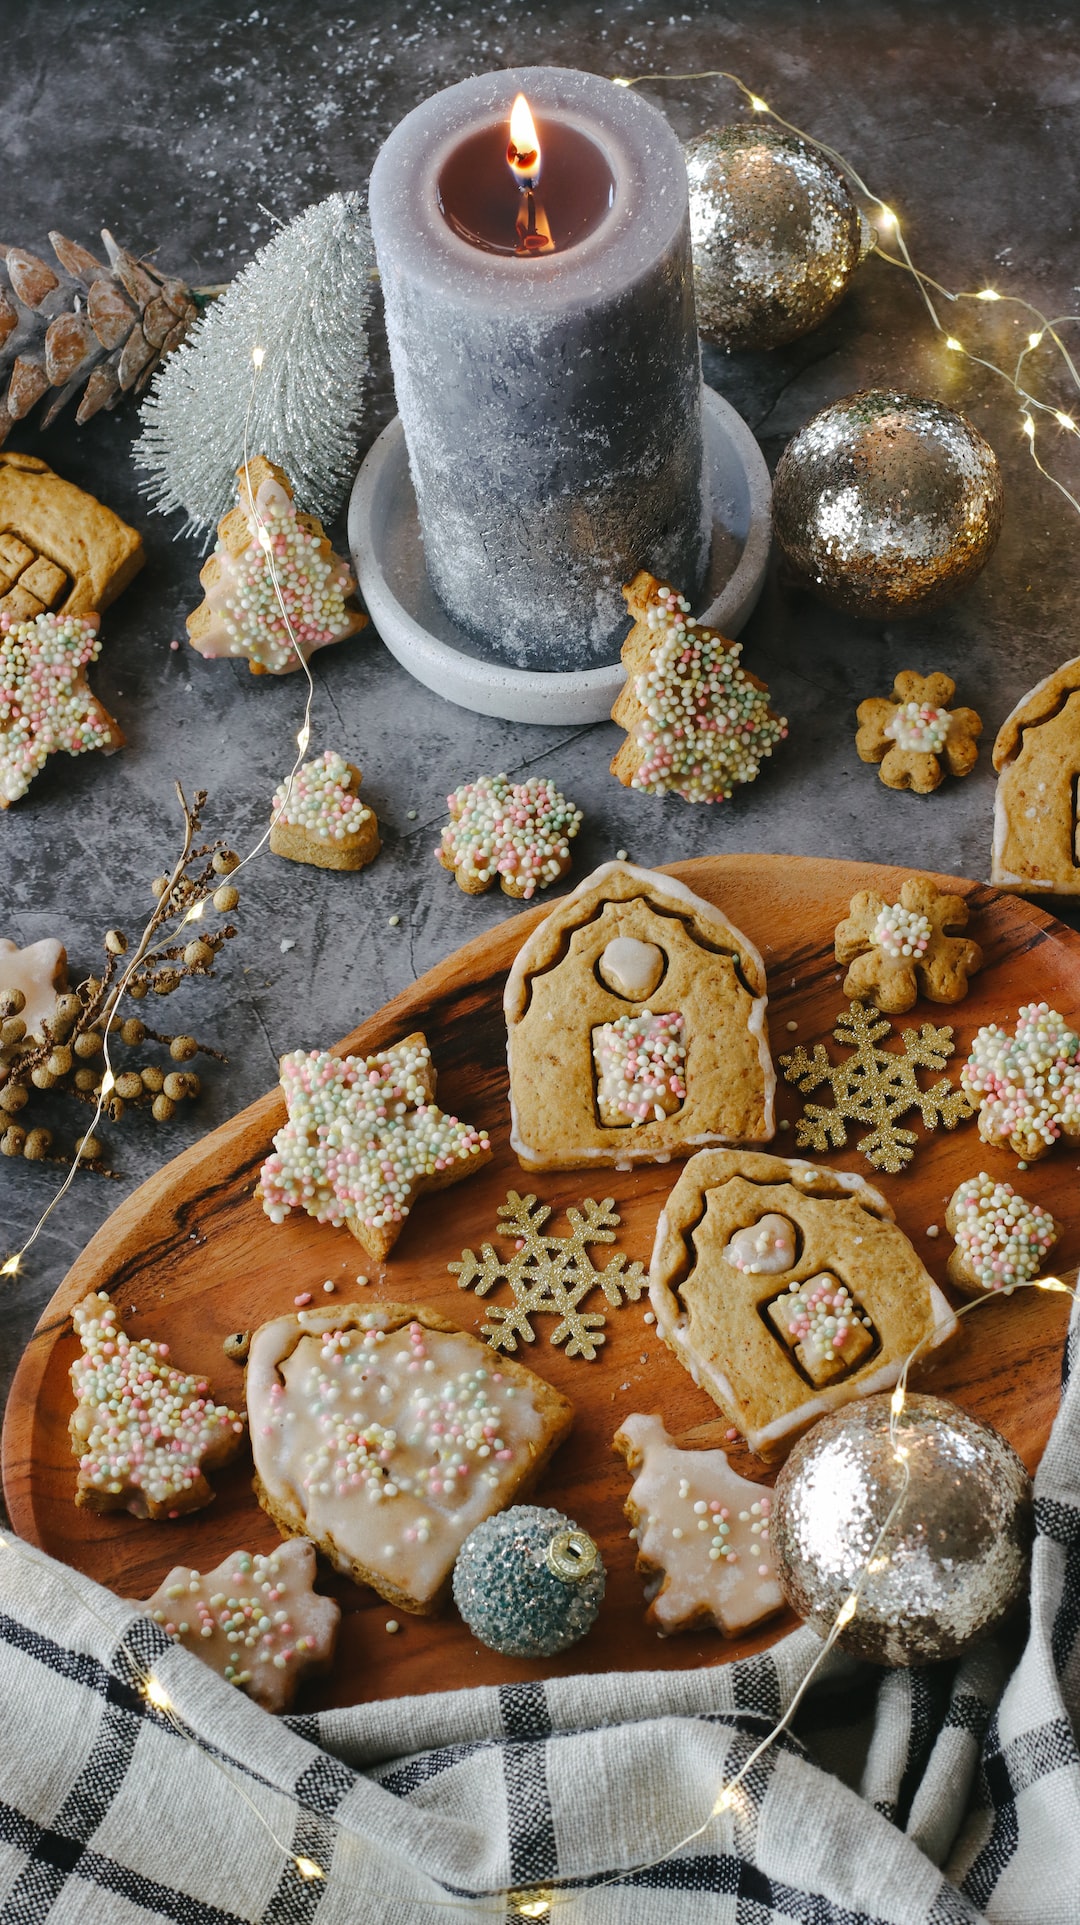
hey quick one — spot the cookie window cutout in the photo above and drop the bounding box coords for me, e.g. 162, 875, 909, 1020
991, 654, 1080, 894
962, 1003, 1080, 1163
834, 876, 982, 1014
504, 861, 774, 1173
648, 1150, 958, 1459
722, 1213, 798, 1276
856, 671, 981, 793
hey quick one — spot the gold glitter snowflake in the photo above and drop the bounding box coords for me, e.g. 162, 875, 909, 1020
449, 1191, 645, 1361
778, 1001, 975, 1174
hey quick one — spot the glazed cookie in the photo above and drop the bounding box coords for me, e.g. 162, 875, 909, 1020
270, 750, 380, 872
962, 1003, 1080, 1161
855, 671, 981, 793
187, 456, 367, 674
247, 1301, 574, 1615
69, 1292, 245, 1518
648, 1150, 958, 1459
0, 449, 144, 618
0, 609, 124, 805
834, 876, 982, 1013
0, 936, 67, 1041
991, 656, 1080, 893
138, 1540, 340, 1713
259, 1030, 491, 1261
437, 773, 582, 899
610, 572, 787, 802
504, 860, 774, 1173
614, 1413, 783, 1636
946, 1173, 1060, 1297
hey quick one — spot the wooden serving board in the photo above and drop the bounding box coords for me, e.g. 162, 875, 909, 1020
3, 856, 1075, 1712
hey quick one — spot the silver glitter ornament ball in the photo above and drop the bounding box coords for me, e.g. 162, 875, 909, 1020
772, 389, 1004, 619
453, 1505, 606, 1658
772, 1395, 1033, 1667
685, 124, 861, 350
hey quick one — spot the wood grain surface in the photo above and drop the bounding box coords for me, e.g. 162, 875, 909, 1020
3, 856, 1074, 1713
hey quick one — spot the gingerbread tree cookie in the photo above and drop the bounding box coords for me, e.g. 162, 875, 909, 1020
856, 671, 981, 793
946, 1173, 1060, 1297
962, 1003, 1080, 1162
834, 876, 982, 1014
1, 608, 123, 805
139, 1540, 340, 1713
614, 1413, 783, 1636
259, 1030, 491, 1260
187, 456, 367, 675
438, 773, 582, 899
610, 572, 787, 803
69, 1293, 245, 1518
991, 656, 1080, 894
270, 750, 380, 872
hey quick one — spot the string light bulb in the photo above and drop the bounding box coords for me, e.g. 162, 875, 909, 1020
251, 345, 265, 368
945, 336, 963, 352
748, 93, 769, 112
977, 288, 1002, 302
1029, 330, 1044, 349
1, 1254, 22, 1278
294, 1857, 325, 1882
144, 1676, 172, 1712
835, 1593, 859, 1629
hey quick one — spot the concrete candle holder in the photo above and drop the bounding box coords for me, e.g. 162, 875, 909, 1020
348, 384, 771, 726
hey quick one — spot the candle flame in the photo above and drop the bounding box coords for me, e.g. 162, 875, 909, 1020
508, 94, 541, 185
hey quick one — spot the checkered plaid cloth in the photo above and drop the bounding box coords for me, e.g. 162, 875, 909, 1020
1, 1314, 1078, 1923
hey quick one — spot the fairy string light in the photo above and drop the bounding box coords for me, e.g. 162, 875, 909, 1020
612, 68, 1080, 515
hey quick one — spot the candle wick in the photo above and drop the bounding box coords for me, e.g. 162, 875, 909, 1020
515, 184, 555, 257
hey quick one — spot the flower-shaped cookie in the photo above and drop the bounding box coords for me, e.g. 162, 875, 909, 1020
962, 1002, 1080, 1161
834, 875, 982, 1014
438, 773, 582, 899
856, 671, 981, 793
945, 1173, 1060, 1297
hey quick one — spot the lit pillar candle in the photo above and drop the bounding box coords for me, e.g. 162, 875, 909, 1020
369, 67, 708, 674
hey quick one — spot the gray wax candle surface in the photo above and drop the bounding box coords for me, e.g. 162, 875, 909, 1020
370, 67, 708, 673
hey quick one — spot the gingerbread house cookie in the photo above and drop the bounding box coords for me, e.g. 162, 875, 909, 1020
0, 450, 143, 619
504, 861, 774, 1173
649, 1150, 958, 1459
991, 656, 1080, 893
247, 1301, 574, 1615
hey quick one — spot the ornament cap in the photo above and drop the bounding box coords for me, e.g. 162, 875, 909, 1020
546, 1526, 599, 1583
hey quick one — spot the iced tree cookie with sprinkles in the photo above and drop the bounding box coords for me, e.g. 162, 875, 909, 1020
945, 1173, 1060, 1297
258, 1029, 491, 1261
69, 1293, 245, 1519
610, 571, 787, 803
437, 773, 582, 899
187, 456, 367, 675
614, 1413, 783, 1636
247, 1300, 574, 1615
834, 875, 982, 1014
962, 1003, 1080, 1162
856, 670, 982, 794
269, 749, 380, 872
0, 608, 123, 806
137, 1540, 340, 1713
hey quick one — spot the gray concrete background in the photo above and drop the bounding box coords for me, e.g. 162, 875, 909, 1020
3, 0, 1079, 1417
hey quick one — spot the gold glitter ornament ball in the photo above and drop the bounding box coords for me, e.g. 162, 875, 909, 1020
685, 125, 861, 350
772, 390, 1004, 619
772, 1394, 1032, 1666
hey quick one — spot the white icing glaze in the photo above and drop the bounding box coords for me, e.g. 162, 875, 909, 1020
248, 1308, 554, 1609
722, 1213, 796, 1275
618, 1413, 782, 1635
0, 935, 66, 1041
597, 936, 665, 1000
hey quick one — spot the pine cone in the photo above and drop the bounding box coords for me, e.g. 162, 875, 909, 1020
0, 230, 199, 444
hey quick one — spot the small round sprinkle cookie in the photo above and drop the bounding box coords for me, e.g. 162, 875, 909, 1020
962, 1002, 1080, 1162
438, 773, 583, 899
270, 750, 380, 872
945, 1172, 1060, 1296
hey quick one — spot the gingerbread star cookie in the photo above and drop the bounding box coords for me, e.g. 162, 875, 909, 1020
610, 572, 787, 802
834, 876, 982, 1014
962, 1003, 1080, 1162
259, 1030, 491, 1261
269, 750, 380, 872
70, 1293, 245, 1518
0, 608, 124, 805
187, 456, 367, 675
438, 773, 582, 899
946, 1173, 1060, 1297
138, 1540, 340, 1712
614, 1414, 783, 1636
648, 1150, 958, 1459
0, 936, 67, 1040
856, 671, 981, 793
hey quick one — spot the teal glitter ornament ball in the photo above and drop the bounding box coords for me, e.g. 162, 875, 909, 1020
453, 1505, 606, 1657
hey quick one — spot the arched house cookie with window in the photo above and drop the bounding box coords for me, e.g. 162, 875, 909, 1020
991, 656, 1080, 893
503, 861, 774, 1172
